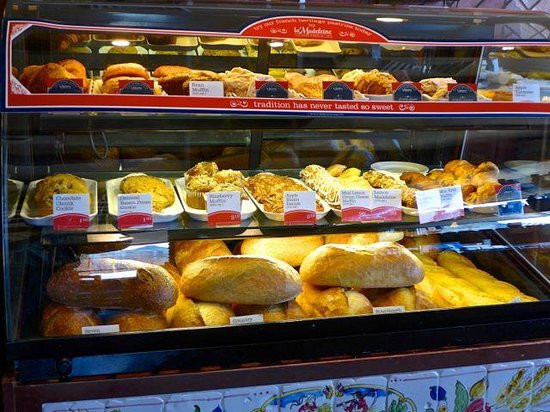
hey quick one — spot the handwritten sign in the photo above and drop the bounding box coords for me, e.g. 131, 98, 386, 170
53, 194, 90, 230
117, 193, 153, 229
284, 191, 316, 225
416, 186, 464, 224
207, 191, 241, 226
341, 189, 401, 222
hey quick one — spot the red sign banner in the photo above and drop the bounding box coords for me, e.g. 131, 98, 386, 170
208, 210, 241, 227
342, 206, 401, 222
53, 213, 90, 230
118, 212, 153, 229
284, 209, 316, 225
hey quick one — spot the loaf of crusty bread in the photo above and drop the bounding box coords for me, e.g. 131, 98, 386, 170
240, 236, 324, 267
166, 294, 234, 328
47, 258, 178, 311
295, 283, 373, 318
181, 255, 301, 305
364, 287, 416, 311
325, 232, 404, 245
41, 304, 100, 337
233, 304, 287, 322
108, 311, 167, 332
171, 239, 231, 274
401, 234, 441, 259
300, 242, 424, 288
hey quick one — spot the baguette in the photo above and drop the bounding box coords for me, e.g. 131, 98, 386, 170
240, 236, 324, 267
47, 258, 178, 311
300, 242, 424, 288
166, 294, 233, 328
181, 255, 301, 305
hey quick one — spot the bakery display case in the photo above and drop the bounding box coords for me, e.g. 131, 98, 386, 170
2, 0, 549, 402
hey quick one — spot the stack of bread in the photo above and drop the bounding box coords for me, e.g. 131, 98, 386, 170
19, 59, 90, 93
100, 63, 161, 94
154, 65, 220, 95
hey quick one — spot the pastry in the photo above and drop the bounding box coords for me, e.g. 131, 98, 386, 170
400, 172, 443, 190
102, 63, 149, 82
363, 170, 417, 208
26, 63, 77, 93
353, 69, 396, 95
171, 239, 231, 274
19, 65, 42, 87
157, 69, 193, 95
210, 183, 247, 199
221, 67, 275, 97
240, 236, 324, 267
285, 72, 339, 98
293, 39, 324, 47
56, 33, 90, 50
300, 242, 424, 288
296, 283, 373, 318
181, 70, 221, 94
213, 169, 246, 186
41, 304, 100, 337
180, 255, 301, 305
365, 287, 416, 311
300, 165, 345, 208
120, 175, 175, 212
185, 175, 218, 209
101, 76, 148, 94
34, 173, 90, 216
185, 161, 219, 179
47, 258, 178, 311
153, 65, 190, 78
57, 59, 87, 79
420, 77, 457, 99
108, 312, 168, 332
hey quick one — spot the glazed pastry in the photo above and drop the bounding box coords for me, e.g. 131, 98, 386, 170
34, 173, 90, 216
285, 72, 339, 98
57, 59, 87, 79
470, 171, 498, 188
120, 175, 175, 212
400, 172, 442, 190
300, 165, 345, 208
102, 63, 149, 82
221, 67, 275, 97
353, 69, 396, 95
185, 161, 219, 179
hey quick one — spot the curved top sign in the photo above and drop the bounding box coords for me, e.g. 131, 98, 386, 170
240, 16, 388, 43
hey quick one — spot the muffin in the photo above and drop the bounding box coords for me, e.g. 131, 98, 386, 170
213, 169, 246, 186
34, 174, 90, 217
120, 175, 175, 212
211, 182, 247, 199
184, 161, 218, 180
185, 175, 218, 209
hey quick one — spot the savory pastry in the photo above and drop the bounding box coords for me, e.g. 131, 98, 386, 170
420, 77, 457, 99
166, 295, 234, 328
41, 304, 100, 337
246, 172, 324, 213
240, 236, 324, 267
285, 72, 339, 98
185, 175, 218, 209
34, 173, 90, 216
102, 63, 149, 82
108, 312, 168, 332
300, 242, 424, 288
300, 164, 345, 208
296, 283, 373, 318
47, 258, 178, 311
180, 255, 301, 305
153, 65, 190, 78
293, 39, 324, 47
171, 239, 231, 274
185, 161, 219, 179
353, 69, 396, 95
221, 67, 275, 97
363, 170, 417, 208
120, 175, 175, 212
181, 70, 221, 95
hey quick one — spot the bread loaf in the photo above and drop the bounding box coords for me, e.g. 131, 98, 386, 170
108, 312, 167, 332
240, 236, 324, 267
300, 242, 424, 288
47, 258, 178, 311
325, 232, 403, 245
181, 255, 301, 305
166, 294, 234, 328
401, 234, 440, 259
365, 287, 416, 311
41, 304, 100, 337
172, 240, 231, 274
295, 283, 373, 318
233, 304, 287, 322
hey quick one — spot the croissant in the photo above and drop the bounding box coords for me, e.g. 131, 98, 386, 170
57, 59, 87, 79
471, 171, 498, 188
429, 171, 456, 186
19, 65, 42, 87
56, 33, 90, 50
27, 63, 79, 93
400, 172, 441, 190
444, 160, 472, 175
474, 161, 499, 178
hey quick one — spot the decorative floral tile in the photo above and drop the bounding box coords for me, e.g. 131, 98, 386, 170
334, 376, 387, 412
486, 361, 535, 412
223, 385, 279, 412
387, 371, 440, 412
280, 380, 335, 412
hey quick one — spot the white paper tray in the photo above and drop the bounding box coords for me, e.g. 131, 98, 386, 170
21, 178, 98, 226
245, 174, 331, 222
106, 173, 183, 223
174, 177, 257, 222
8, 179, 23, 219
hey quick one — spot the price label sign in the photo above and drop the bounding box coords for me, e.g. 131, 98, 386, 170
393, 82, 422, 101
373, 306, 405, 314
284, 191, 316, 225
256, 80, 289, 98
341, 189, 401, 222
118, 79, 154, 95
513, 81, 541, 102
497, 183, 524, 216
229, 314, 264, 325
117, 193, 153, 229
47, 78, 84, 94
189, 81, 224, 97
416, 185, 464, 224
53, 194, 90, 230
207, 191, 241, 227
323, 81, 354, 100
82, 324, 120, 335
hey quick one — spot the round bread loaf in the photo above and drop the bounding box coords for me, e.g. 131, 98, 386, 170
108, 312, 167, 332
240, 236, 324, 267
102, 63, 149, 82
300, 242, 424, 288
181, 255, 301, 305
41, 304, 100, 337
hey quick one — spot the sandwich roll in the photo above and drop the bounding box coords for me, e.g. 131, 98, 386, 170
240, 235, 324, 267
300, 242, 424, 288
166, 294, 234, 328
295, 283, 373, 318
181, 255, 301, 305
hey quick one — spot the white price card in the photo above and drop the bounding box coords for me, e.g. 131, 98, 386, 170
189, 80, 224, 97
373, 306, 405, 314
416, 185, 464, 224
206, 191, 241, 226
53, 194, 90, 230
284, 191, 316, 225
82, 324, 120, 335
117, 193, 153, 229
513, 81, 541, 102
341, 189, 401, 222
230, 314, 264, 325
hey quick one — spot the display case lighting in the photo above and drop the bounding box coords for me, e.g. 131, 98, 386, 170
376, 17, 405, 23
501, 46, 515, 51
269, 41, 284, 48
111, 39, 131, 47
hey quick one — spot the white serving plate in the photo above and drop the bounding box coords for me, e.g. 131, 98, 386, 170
464, 201, 497, 214
106, 173, 183, 223
98, 45, 149, 54
8, 179, 24, 219
364, 93, 393, 101
20, 178, 98, 226
371, 161, 429, 180
174, 177, 257, 222
292, 40, 341, 55
245, 174, 331, 222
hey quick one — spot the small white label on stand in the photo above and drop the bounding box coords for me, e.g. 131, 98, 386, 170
373, 306, 405, 314
341, 189, 401, 222
82, 324, 120, 335
189, 81, 224, 97
230, 314, 264, 325
53, 194, 90, 230
118, 193, 153, 229
416, 185, 464, 224
284, 191, 316, 225
509, 296, 522, 303
513, 81, 540, 102
206, 191, 241, 226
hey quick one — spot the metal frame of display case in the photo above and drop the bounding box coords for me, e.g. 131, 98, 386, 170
2, 0, 550, 386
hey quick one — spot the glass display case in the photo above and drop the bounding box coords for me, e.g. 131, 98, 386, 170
2, 0, 549, 400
